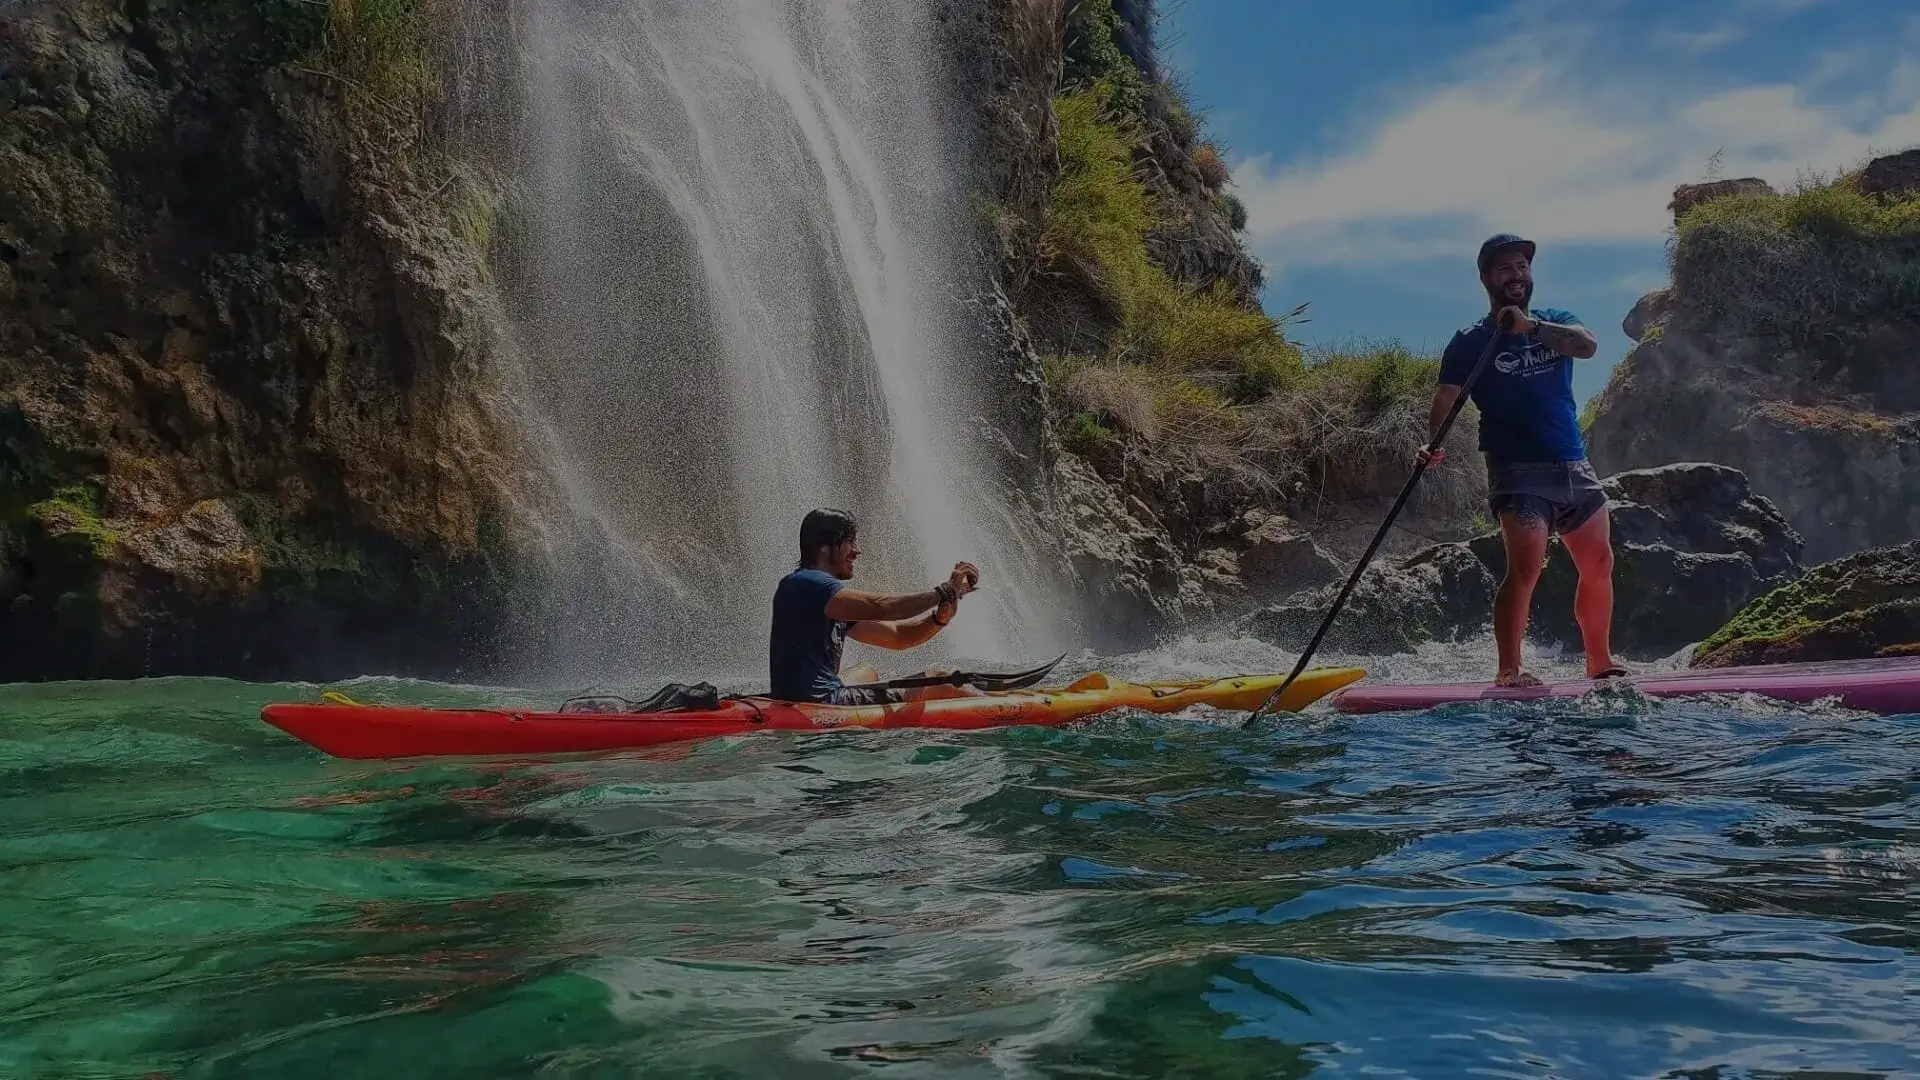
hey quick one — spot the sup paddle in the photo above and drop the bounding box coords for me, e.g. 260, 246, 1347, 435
839, 652, 1069, 694
1242, 309, 1516, 727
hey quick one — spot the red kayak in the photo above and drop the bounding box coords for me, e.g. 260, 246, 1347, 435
262, 666, 1370, 760
1330, 655, 1920, 715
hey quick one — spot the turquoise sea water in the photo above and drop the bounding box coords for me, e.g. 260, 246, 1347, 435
3, 653, 1917, 1078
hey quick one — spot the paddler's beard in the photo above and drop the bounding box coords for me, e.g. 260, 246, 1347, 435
1486, 278, 1532, 312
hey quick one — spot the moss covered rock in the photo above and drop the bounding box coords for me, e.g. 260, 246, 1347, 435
1691, 541, 1920, 668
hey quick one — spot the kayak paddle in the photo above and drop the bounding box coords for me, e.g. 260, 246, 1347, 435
1242, 309, 1516, 728
840, 653, 1070, 694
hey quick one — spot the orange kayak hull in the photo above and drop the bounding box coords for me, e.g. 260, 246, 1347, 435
260, 668, 1368, 760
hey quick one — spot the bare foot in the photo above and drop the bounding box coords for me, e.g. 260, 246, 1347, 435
1588, 663, 1630, 680
1495, 669, 1545, 688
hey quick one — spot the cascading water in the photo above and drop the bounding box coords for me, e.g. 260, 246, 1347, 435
486, 0, 1069, 685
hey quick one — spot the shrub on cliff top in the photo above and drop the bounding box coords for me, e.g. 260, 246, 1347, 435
1190, 144, 1227, 189
1038, 72, 1448, 516
1673, 163, 1920, 341
1218, 193, 1248, 232
1254, 341, 1471, 510
1064, 0, 1151, 118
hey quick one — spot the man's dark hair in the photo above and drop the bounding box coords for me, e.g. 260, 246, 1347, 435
799, 508, 857, 566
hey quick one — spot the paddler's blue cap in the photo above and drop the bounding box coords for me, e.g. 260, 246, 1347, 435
1477, 233, 1536, 273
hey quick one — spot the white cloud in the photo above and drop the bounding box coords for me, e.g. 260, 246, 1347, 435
1231, 9, 1920, 272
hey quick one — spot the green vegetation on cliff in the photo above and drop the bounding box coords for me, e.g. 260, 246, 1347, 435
1035, 73, 1452, 513
1063, 0, 1150, 119
1043, 82, 1300, 404
1672, 166, 1920, 344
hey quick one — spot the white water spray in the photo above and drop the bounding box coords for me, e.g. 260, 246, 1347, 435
491, 0, 1067, 682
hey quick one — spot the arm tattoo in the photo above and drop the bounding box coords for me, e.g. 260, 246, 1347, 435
1535, 321, 1598, 359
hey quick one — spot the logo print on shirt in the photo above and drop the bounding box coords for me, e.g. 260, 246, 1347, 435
1493, 339, 1562, 377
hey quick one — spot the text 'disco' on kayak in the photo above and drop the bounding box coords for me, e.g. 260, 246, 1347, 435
261, 667, 1370, 760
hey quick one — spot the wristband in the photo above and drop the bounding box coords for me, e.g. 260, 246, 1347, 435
935, 581, 956, 605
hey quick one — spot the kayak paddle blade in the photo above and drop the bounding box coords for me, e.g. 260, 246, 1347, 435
839, 653, 1070, 694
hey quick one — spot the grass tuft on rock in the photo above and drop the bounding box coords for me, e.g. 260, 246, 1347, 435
1041, 82, 1302, 400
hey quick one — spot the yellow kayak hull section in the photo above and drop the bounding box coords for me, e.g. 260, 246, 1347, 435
261, 667, 1369, 760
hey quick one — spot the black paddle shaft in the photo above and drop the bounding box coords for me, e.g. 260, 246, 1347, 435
1243, 311, 1516, 727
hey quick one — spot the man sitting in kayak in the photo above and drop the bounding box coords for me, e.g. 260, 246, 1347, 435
769, 508, 983, 706
1416, 234, 1627, 688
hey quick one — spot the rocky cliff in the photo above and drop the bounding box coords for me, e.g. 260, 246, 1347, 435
1585, 151, 1920, 565
0, 0, 537, 681
951, 0, 1481, 648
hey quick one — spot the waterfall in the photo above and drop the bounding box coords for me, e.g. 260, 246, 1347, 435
480, 0, 1069, 685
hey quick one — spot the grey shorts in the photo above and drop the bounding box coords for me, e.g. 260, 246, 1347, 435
1486, 457, 1608, 534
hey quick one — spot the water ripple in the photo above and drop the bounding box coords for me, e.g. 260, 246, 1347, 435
0, 678, 1915, 1078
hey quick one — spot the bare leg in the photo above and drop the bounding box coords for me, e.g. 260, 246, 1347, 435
1495, 511, 1549, 687
843, 662, 881, 685
1558, 507, 1621, 677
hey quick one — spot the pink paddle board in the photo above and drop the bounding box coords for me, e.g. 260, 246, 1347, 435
1329, 655, 1920, 716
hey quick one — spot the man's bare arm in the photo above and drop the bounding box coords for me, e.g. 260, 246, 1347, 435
824, 587, 942, 624
1535, 320, 1597, 359
847, 609, 948, 651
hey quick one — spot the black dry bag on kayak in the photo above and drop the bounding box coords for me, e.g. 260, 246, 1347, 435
558, 682, 725, 715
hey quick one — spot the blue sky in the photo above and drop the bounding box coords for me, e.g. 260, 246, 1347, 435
1158, 0, 1920, 404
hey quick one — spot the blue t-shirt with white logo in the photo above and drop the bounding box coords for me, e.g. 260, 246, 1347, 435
1439, 307, 1586, 463
769, 567, 851, 701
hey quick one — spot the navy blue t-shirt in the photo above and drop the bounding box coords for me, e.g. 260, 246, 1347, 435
768, 568, 851, 701
1439, 307, 1586, 462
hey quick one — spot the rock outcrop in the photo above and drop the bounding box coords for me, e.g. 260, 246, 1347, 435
1586, 152, 1920, 565
1857, 148, 1920, 198
1692, 541, 1920, 668
1245, 463, 1804, 660
1044, 455, 1349, 648
1668, 177, 1773, 218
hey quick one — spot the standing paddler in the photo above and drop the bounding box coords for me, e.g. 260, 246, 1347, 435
1416, 234, 1628, 687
